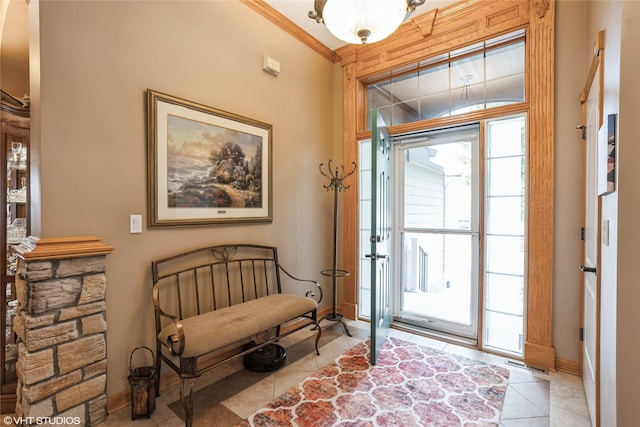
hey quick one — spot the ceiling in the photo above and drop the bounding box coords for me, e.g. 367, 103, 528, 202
0, 1, 457, 69
264, 0, 456, 51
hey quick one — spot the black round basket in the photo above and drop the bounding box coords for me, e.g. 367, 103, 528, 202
243, 343, 287, 372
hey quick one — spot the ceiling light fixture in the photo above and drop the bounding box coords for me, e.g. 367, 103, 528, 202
308, 0, 426, 45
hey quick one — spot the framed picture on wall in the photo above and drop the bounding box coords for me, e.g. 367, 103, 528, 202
147, 89, 272, 227
605, 113, 616, 194
597, 113, 616, 196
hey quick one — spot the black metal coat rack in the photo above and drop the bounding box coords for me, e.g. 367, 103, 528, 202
319, 160, 356, 336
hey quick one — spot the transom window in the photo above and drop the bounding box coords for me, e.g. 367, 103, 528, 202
367, 30, 525, 127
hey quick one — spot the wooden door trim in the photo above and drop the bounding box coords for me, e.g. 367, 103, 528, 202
522, 0, 555, 371
338, 0, 556, 370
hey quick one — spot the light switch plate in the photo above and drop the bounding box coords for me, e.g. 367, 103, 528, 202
130, 214, 142, 234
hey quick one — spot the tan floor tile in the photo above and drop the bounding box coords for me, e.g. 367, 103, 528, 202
443, 342, 489, 361
550, 380, 590, 420
100, 319, 590, 426
550, 404, 592, 427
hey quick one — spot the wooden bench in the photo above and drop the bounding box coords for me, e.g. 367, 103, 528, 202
151, 244, 322, 426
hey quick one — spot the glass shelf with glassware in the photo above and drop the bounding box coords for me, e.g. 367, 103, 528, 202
6, 142, 28, 230
6, 219, 27, 247
2, 89, 30, 409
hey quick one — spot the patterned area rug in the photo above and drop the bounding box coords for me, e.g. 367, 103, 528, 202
236, 336, 510, 427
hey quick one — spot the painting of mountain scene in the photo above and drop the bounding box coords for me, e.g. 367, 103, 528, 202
167, 114, 263, 209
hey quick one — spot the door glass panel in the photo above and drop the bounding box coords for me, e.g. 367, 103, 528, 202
403, 136, 474, 231
402, 232, 473, 325
397, 125, 479, 338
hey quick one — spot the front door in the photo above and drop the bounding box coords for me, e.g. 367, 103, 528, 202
369, 108, 392, 365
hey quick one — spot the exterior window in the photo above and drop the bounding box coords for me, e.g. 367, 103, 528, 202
484, 115, 526, 354
367, 30, 525, 127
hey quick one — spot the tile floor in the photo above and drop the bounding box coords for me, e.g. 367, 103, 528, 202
101, 320, 592, 427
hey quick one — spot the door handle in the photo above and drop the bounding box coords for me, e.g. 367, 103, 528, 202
580, 265, 597, 274
365, 253, 388, 260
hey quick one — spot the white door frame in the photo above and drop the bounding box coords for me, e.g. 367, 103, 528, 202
391, 124, 480, 340
579, 30, 605, 427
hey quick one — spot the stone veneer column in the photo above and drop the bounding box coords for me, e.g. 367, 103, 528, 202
12, 236, 114, 426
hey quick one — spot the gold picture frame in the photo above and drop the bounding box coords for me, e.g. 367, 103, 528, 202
147, 90, 272, 227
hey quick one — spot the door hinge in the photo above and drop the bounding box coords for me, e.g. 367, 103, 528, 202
579, 328, 584, 341
580, 227, 585, 241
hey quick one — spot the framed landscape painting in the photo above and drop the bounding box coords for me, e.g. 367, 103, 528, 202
147, 90, 272, 227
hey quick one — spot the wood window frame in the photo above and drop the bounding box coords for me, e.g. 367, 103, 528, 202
336, 0, 556, 370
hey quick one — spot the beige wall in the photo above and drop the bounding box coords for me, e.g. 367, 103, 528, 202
615, 3, 640, 425
553, 0, 587, 364
34, 1, 341, 398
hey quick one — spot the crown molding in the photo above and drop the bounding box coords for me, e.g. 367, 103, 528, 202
240, 0, 341, 63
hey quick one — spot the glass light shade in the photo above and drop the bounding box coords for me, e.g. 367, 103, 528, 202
322, 0, 409, 44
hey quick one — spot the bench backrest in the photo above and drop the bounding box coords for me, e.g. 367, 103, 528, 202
152, 244, 283, 325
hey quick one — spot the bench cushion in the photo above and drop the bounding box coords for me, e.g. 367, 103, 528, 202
157, 293, 317, 358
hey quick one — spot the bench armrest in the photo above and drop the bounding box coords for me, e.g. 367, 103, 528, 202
153, 283, 186, 355
278, 263, 323, 304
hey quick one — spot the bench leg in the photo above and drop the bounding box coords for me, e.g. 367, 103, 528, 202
180, 376, 198, 427
314, 325, 322, 355
313, 312, 322, 356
